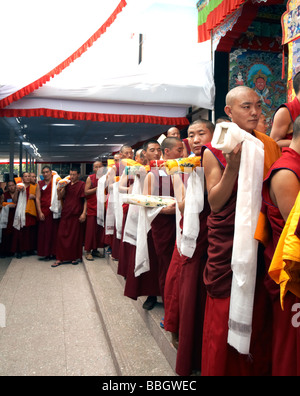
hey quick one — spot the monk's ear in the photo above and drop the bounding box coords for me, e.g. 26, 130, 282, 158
224, 105, 232, 119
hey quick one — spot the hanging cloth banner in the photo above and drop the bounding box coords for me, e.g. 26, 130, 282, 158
0, 0, 127, 109
197, 0, 245, 42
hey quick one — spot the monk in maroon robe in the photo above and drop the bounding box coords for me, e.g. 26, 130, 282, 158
52, 169, 86, 266
123, 140, 162, 308
144, 137, 184, 304
11, 172, 37, 258
201, 87, 281, 376
164, 120, 213, 376
0, 180, 17, 257
270, 71, 300, 147
36, 166, 60, 260
117, 161, 136, 278
262, 116, 300, 376
84, 161, 105, 260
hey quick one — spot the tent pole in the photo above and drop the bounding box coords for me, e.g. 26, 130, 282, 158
9, 129, 14, 180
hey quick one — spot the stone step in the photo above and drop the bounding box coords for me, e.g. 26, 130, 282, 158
83, 255, 176, 376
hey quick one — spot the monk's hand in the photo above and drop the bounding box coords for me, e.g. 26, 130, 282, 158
160, 201, 176, 215
79, 213, 86, 223
224, 143, 242, 173
39, 212, 45, 221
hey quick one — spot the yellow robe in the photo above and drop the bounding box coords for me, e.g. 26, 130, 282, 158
268, 191, 300, 310
253, 130, 282, 246
25, 184, 37, 217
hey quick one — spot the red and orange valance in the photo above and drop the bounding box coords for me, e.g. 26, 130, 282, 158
197, 0, 246, 42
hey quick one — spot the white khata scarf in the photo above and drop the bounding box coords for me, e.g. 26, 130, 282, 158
96, 174, 107, 227
122, 175, 142, 246
105, 191, 115, 236
13, 189, 27, 230
49, 172, 62, 219
134, 205, 163, 277
179, 168, 204, 258
113, 181, 124, 240
0, 205, 10, 243
211, 122, 264, 355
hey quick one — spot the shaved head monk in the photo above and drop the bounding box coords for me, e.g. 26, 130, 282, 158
84, 161, 105, 261
167, 126, 190, 157
164, 119, 214, 376
270, 71, 300, 148
201, 86, 281, 376
123, 140, 162, 307
36, 166, 60, 260
12, 171, 37, 258
53, 168, 86, 267
142, 137, 182, 310
262, 115, 300, 376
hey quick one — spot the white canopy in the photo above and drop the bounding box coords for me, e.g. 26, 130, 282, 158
0, 0, 215, 120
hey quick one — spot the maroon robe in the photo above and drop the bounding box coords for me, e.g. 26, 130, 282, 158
106, 162, 120, 255
182, 138, 191, 156
273, 96, 300, 140
200, 144, 272, 376
56, 181, 85, 262
117, 203, 130, 277
262, 147, 300, 376
124, 230, 161, 300
11, 185, 37, 254
117, 176, 135, 276
150, 170, 176, 302
0, 192, 16, 256
85, 173, 105, 252
296, 217, 300, 239
37, 179, 60, 257
164, 198, 210, 376
175, 199, 210, 376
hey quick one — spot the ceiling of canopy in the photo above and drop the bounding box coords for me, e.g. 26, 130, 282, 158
0, 110, 191, 164
0, 0, 213, 164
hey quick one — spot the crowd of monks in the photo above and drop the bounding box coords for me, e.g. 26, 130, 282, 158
1, 81, 300, 376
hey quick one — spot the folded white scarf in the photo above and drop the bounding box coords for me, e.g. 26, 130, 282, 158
180, 168, 204, 258
13, 189, 27, 230
49, 172, 62, 219
105, 192, 115, 236
0, 205, 10, 243
211, 122, 264, 355
113, 181, 124, 240
96, 174, 107, 227
123, 175, 142, 246
134, 205, 163, 277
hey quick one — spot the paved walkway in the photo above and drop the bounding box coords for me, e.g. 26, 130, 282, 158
0, 256, 117, 376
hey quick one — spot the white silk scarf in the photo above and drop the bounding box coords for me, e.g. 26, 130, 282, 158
211, 122, 264, 355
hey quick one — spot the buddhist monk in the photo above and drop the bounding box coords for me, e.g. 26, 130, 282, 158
123, 140, 161, 309
270, 71, 300, 147
117, 148, 144, 278
262, 114, 300, 376
52, 168, 86, 267
166, 127, 188, 158
164, 119, 214, 376
106, 146, 134, 260
36, 166, 60, 260
0, 180, 18, 257
201, 86, 281, 376
12, 172, 37, 258
84, 161, 105, 261
143, 137, 183, 308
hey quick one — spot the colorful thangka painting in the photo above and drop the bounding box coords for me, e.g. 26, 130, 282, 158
229, 49, 287, 134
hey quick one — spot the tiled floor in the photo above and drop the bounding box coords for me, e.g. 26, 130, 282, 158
0, 256, 117, 376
